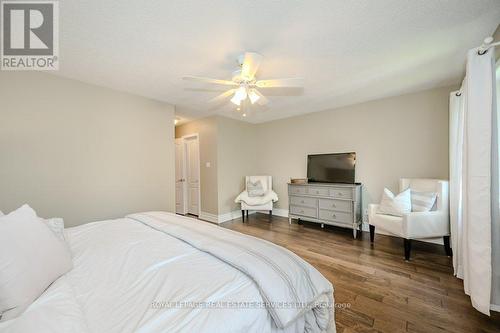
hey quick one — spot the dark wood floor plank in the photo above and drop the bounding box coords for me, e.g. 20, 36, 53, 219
220, 214, 500, 333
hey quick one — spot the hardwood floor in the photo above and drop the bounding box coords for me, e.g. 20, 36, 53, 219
222, 213, 500, 333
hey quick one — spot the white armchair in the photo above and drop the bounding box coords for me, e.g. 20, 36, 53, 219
234, 176, 278, 222
368, 178, 451, 260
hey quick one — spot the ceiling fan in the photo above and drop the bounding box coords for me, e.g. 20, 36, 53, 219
183, 52, 303, 108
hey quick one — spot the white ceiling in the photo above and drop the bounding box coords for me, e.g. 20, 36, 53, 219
57, 1, 500, 124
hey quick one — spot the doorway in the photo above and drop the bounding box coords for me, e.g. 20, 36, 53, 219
175, 134, 200, 216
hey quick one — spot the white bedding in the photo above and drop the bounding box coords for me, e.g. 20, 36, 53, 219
0, 212, 335, 333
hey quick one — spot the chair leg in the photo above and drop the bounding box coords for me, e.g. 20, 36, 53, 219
241, 210, 245, 222
443, 236, 452, 257
404, 239, 412, 261
246, 210, 249, 219
269, 210, 272, 219
369, 225, 375, 243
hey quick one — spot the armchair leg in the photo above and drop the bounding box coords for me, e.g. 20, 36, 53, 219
369, 225, 375, 243
269, 210, 272, 219
443, 236, 452, 257
404, 239, 412, 261
242, 210, 245, 222
246, 210, 249, 220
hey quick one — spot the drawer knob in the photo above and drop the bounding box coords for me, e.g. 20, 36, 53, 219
332, 203, 336, 207
301, 200, 305, 203
300, 210, 304, 213
316, 190, 319, 194
332, 214, 336, 219
338, 193, 343, 196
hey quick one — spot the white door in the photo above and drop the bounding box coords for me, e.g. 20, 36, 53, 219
175, 138, 187, 214
185, 136, 200, 216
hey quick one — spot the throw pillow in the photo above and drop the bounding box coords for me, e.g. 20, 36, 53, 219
411, 190, 438, 212
377, 188, 412, 217
0, 205, 73, 321
247, 180, 265, 197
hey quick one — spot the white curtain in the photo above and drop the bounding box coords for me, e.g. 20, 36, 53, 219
449, 47, 498, 315
492, 60, 500, 312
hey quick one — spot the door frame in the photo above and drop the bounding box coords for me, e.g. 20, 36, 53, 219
181, 133, 201, 217
175, 138, 188, 215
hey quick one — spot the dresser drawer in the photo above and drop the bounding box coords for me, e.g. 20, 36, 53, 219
290, 205, 317, 218
289, 186, 307, 195
307, 186, 330, 196
319, 209, 352, 224
319, 198, 351, 212
290, 196, 317, 208
329, 188, 352, 199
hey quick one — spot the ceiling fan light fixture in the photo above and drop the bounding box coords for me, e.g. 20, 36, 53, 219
184, 52, 302, 109
230, 94, 241, 105
231, 86, 247, 105
248, 89, 260, 104
235, 86, 247, 100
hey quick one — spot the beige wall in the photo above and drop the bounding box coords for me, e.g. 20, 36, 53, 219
175, 116, 218, 215
175, 116, 256, 216
0, 72, 175, 227
176, 85, 454, 221
217, 116, 256, 215
254, 86, 454, 213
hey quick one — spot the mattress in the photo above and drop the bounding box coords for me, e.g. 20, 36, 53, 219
0, 212, 335, 333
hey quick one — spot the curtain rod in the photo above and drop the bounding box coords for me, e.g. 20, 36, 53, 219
478, 36, 500, 55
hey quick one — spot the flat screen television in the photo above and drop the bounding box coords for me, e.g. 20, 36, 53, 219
307, 152, 356, 184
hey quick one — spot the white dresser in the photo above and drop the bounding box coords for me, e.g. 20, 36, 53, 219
288, 183, 362, 238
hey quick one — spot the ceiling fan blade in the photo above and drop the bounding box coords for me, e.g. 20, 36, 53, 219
253, 89, 269, 106
255, 78, 303, 88
183, 76, 237, 86
208, 89, 237, 104
241, 52, 263, 80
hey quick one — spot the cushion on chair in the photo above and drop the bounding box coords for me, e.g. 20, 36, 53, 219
247, 180, 265, 197
235, 190, 278, 206
410, 190, 437, 212
370, 211, 405, 237
377, 188, 411, 217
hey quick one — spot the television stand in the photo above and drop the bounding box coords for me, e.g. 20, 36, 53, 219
288, 182, 362, 238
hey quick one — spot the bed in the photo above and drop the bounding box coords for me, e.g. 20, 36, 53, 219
0, 211, 335, 333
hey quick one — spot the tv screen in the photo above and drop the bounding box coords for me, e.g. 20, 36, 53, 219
307, 152, 356, 184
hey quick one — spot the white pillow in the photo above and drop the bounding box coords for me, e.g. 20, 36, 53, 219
411, 190, 437, 212
247, 180, 265, 197
377, 188, 412, 217
41, 217, 66, 242
0, 205, 73, 321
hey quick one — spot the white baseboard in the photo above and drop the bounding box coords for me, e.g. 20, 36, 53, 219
271, 208, 288, 218
203, 210, 444, 244
218, 210, 256, 224
200, 210, 257, 224
199, 211, 218, 223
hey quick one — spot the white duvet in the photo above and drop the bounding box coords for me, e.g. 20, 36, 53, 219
0, 212, 335, 333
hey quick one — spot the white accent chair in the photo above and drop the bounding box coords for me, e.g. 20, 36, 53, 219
368, 178, 451, 260
234, 176, 278, 222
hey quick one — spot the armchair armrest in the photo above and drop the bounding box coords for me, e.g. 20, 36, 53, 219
368, 204, 379, 217
234, 190, 248, 203
268, 190, 279, 202
402, 211, 450, 238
